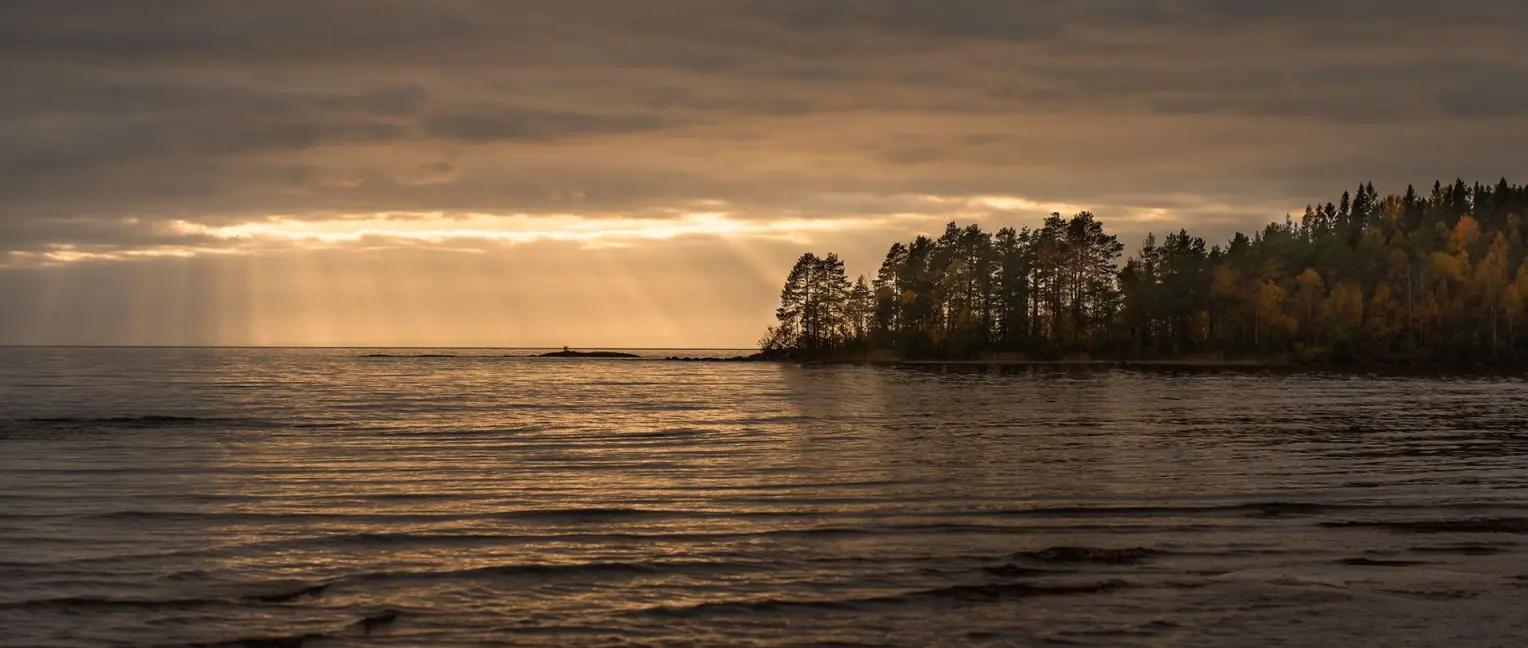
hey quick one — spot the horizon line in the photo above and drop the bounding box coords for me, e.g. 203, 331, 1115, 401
0, 345, 761, 350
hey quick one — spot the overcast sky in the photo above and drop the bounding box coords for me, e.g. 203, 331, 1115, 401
3, 1, 1526, 346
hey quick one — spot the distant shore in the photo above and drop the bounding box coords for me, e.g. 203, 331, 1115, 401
882, 358, 1274, 368
351, 349, 1522, 373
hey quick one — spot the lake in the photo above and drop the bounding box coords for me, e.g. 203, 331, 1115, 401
2, 348, 1527, 646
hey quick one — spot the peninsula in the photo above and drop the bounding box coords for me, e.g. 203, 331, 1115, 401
761, 178, 1528, 366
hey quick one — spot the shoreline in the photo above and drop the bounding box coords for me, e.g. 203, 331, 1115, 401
744, 355, 1528, 375
345, 350, 1523, 374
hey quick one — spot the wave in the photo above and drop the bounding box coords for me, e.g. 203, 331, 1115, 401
369, 425, 550, 437
624, 403, 715, 412
982, 502, 1353, 518
910, 579, 1129, 601
350, 559, 763, 585
1, 579, 334, 610
208, 500, 1407, 528
967, 501, 1528, 521
17, 415, 252, 430
640, 579, 1129, 617
5, 581, 337, 615
353, 609, 404, 635
262, 531, 538, 549
311, 527, 855, 546
219, 526, 886, 554
4, 415, 286, 434
17, 415, 354, 431
184, 610, 404, 646
1320, 517, 1528, 533
643, 597, 859, 616
1012, 546, 1161, 565
28, 415, 206, 426
489, 507, 681, 523
616, 428, 711, 440
982, 564, 1075, 577
363, 501, 1528, 526
245, 583, 328, 603
0, 526, 883, 566
731, 415, 815, 425
185, 633, 333, 648
1338, 557, 1432, 567
77, 510, 470, 524
0, 595, 233, 611
72, 506, 688, 524
1406, 544, 1505, 555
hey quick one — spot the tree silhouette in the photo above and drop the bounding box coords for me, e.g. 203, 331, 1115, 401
765, 179, 1528, 363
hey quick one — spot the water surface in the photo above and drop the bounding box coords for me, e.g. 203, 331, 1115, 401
3, 348, 1527, 646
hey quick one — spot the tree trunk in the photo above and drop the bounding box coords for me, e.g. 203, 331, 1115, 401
1253, 297, 1261, 349
1491, 304, 1499, 357
1405, 265, 1415, 359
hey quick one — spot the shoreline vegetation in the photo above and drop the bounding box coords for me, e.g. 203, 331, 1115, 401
353, 350, 1519, 373
697, 350, 1525, 374
761, 178, 1528, 368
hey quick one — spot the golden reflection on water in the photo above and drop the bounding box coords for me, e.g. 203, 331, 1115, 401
5, 349, 1528, 645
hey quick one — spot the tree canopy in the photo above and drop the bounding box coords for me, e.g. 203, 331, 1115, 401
763, 179, 1528, 363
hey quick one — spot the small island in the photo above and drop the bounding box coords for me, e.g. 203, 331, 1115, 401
537, 347, 641, 358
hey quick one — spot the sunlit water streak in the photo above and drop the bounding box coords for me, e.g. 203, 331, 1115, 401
2, 348, 1528, 646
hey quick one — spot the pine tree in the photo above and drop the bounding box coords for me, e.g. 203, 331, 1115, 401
762, 178, 1528, 363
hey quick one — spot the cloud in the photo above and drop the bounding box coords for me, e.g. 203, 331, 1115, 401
2, 0, 1527, 260
1438, 69, 1528, 118
393, 161, 460, 186
423, 107, 669, 142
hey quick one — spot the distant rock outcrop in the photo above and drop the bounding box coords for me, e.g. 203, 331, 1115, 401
536, 350, 640, 358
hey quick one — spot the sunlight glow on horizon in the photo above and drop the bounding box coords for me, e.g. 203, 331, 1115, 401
0, 191, 1303, 346
169, 211, 895, 248
0, 191, 1251, 277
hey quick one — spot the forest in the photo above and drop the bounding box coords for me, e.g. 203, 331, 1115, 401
761, 179, 1528, 364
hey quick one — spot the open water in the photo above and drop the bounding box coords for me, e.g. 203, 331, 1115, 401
2, 347, 1528, 646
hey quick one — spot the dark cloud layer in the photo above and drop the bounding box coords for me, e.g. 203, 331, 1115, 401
3, 0, 1527, 256
423, 107, 670, 142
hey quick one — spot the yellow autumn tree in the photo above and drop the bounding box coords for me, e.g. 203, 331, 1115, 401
1474, 232, 1511, 352
1450, 214, 1481, 255
1291, 269, 1325, 344
1506, 286, 1524, 351
1517, 259, 1528, 304
1366, 283, 1401, 350
1428, 250, 1466, 338
1385, 247, 1420, 353
1430, 251, 1464, 281
1210, 265, 1245, 347
1318, 282, 1366, 348
1507, 259, 1528, 351
1255, 280, 1297, 346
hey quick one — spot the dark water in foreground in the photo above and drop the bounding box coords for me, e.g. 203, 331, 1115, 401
3, 348, 1528, 647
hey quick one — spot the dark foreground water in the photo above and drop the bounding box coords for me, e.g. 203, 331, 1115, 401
3, 348, 1528, 647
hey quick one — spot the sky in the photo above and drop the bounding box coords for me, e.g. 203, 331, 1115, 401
3, 1, 1527, 347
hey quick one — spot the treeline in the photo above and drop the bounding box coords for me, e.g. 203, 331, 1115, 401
761, 179, 1528, 363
